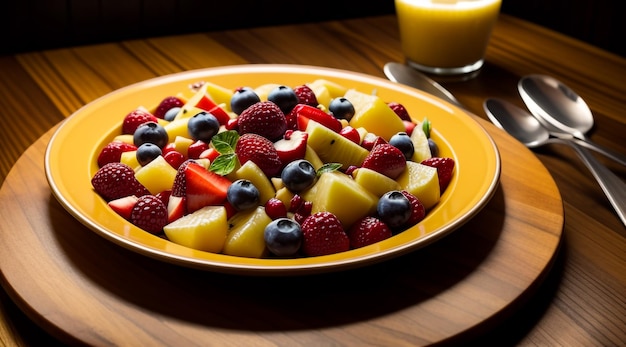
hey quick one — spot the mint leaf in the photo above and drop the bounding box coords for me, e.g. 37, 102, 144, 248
209, 153, 237, 175
211, 130, 239, 154
422, 118, 432, 138
317, 163, 342, 176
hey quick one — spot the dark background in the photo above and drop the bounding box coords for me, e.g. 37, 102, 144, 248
2, 1, 623, 57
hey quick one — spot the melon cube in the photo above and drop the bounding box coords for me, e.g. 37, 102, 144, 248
353, 167, 402, 197
345, 89, 405, 141
396, 161, 440, 210
224, 206, 272, 258
134, 155, 178, 195
163, 206, 228, 253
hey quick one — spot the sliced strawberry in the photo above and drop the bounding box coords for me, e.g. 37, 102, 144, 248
171, 159, 195, 197
237, 101, 287, 141
92, 162, 150, 201
347, 216, 393, 249
97, 141, 137, 167
155, 189, 172, 206
235, 133, 283, 177
403, 120, 416, 136
274, 130, 308, 164
387, 102, 411, 121
166, 195, 186, 223
339, 126, 360, 144
195, 93, 231, 125
293, 104, 342, 133
421, 157, 455, 194
130, 195, 168, 234
107, 195, 139, 220
154, 96, 184, 119
361, 143, 407, 179
198, 147, 220, 162
360, 133, 387, 151
293, 85, 318, 106
180, 162, 231, 213
300, 212, 350, 256
122, 109, 158, 135
400, 190, 426, 226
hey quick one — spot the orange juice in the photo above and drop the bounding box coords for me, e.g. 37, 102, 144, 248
395, 0, 501, 74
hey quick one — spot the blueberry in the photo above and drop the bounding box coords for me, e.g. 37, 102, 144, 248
328, 97, 355, 121
164, 107, 181, 121
136, 143, 162, 166
428, 138, 439, 157
281, 159, 317, 192
267, 85, 299, 114
264, 218, 303, 257
227, 179, 260, 211
377, 190, 412, 228
187, 112, 220, 143
133, 121, 169, 148
389, 132, 414, 160
230, 87, 260, 115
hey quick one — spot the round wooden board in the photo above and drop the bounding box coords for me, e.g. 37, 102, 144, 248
0, 118, 563, 346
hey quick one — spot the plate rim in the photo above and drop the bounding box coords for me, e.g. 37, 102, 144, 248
44, 64, 501, 275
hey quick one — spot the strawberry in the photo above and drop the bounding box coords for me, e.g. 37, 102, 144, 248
163, 150, 186, 169
154, 96, 184, 119
107, 195, 139, 220
130, 195, 168, 234
347, 216, 393, 249
235, 133, 283, 177
122, 109, 158, 135
339, 126, 360, 144
387, 102, 411, 121
274, 130, 308, 164
171, 160, 231, 213
421, 157, 455, 194
293, 85, 318, 106
400, 190, 426, 226
97, 141, 137, 167
92, 162, 150, 201
300, 212, 350, 256
187, 140, 209, 159
361, 143, 407, 179
237, 101, 287, 141
293, 104, 342, 133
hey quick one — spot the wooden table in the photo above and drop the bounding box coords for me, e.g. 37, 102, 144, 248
0, 14, 624, 346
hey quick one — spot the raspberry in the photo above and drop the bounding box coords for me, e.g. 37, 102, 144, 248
293, 85, 318, 106
300, 212, 349, 256
154, 96, 184, 119
347, 216, 393, 249
387, 102, 411, 121
237, 101, 287, 141
91, 162, 150, 201
400, 191, 426, 226
130, 195, 168, 234
97, 141, 137, 167
235, 133, 282, 177
122, 109, 158, 135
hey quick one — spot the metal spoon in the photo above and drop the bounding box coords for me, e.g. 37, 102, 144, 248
518, 74, 626, 166
484, 98, 626, 228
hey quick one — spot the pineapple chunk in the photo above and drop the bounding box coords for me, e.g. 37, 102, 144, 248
303, 145, 324, 170
113, 134, 134, 144
120, 150, 140, 171
307, 79, 348, 109
303, 171, 377, 229
254, 83, 281, 101
396, 161, 440, 210
228, 160, 276, 204
134, 155, 177, 195
306, 121, 369, 169
203, 82, 234, 112
163, 206, 228, 253
353, 167, 402, 197
224, 206, 272, 258
345, 89, 405, 141
274, 187, 295, 208
164, 117, 190, 140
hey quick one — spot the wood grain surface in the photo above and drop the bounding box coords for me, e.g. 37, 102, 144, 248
0, 14, 624, 346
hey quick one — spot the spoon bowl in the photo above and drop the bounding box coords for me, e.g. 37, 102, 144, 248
519, 74, 626, 166
484, 98, 626, 227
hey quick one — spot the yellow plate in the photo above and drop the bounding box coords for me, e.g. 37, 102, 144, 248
45, 64, 500, 275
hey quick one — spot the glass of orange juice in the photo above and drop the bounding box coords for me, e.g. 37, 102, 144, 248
395, 0, 501, 77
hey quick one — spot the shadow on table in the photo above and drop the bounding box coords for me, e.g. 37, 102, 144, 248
46, 186, 505, 335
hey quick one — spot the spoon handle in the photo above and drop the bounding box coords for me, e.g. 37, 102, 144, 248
571, 135, 626, 167
555, 138, 626, 229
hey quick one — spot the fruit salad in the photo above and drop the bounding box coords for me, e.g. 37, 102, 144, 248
91, 79, 455, 258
